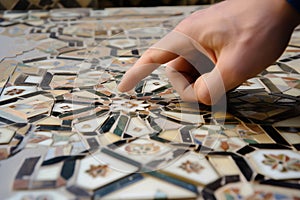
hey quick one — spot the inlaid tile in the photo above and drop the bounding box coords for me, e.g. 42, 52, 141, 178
0, 127, 15, 144
161, 151, 219, 186
75, 152, 138, 191
247, 150, 300, 180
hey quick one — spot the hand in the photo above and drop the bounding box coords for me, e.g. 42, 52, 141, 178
118, 0, 300, 105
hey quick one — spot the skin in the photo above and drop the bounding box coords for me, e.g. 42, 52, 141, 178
118, 0, 300, 105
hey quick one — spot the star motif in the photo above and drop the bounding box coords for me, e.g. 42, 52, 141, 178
5, 88, 25, 96
60, 105, 71, 110
110, 99, 149, 113
179, 160, 203, 174
125, 143, 160, 155
262, 154, 300, 172
85, 164, 109, 178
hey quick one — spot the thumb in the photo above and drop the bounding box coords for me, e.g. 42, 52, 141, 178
193, 47, 260, 105
193, 69, 226, 106
194, 46, 273, 105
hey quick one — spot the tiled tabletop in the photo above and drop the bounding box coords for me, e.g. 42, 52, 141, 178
0, 6, 299, 200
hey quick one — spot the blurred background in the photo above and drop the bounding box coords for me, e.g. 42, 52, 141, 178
0, 0, 222, 10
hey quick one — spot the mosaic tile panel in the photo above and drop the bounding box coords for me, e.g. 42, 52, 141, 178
0, 6, 299, 200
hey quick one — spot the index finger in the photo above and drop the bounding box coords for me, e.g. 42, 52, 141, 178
118, 29, 214, 92
117, 48, 178, 92
117, 29, 202, 92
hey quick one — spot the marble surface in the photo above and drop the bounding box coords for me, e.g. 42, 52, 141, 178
0, 6, 299, 200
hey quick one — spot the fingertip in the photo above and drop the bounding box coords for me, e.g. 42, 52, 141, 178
117, 79, 133, 93
116, 84, 126, 93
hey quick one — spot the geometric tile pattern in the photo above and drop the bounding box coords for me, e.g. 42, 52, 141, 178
0, 6, 299, 200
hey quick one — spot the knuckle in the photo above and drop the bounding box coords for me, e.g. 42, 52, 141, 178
175, 15, 196, 34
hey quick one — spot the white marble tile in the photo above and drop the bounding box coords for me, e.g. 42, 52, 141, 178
0, 127, 15, 144
161, 151, 219, 185
248, 150, 300, 180
102, 176, 196, 199
75, 152, 138, 190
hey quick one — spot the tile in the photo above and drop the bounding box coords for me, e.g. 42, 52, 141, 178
50, 8, 91, 20
247, 149, 300, 180
7, 190, 74, 200
36, 38, 68, 54
93, 173, 144, 198
154, 117, 182, 130
70, 141, 87, 155
161, 151, 219, 186
1, 86, 37, 100
49, 75, 77, 89
266, 64, 284, 73
4, 94, 54, 119
59, 106, 109, 121
0, 107, 28, 123
0, 60, 18, 89
35, 163, 62, 181
0, 6, 299, 200
212, 137, 246, 152
108, 39, 137, 49
214, 182, 300, 200
126, 26, 169, 38
208, 155, 241, 176
52, 103, 87, 113
102, 175, 196, 200
143, 79, 169, 93
14, 156, 41, 189
0, 34, 35, 60
159, 129, 181, 143
68, 90, 111, 103
223, 123, 275, 144
102, 81, 118, 93
236, 78, 265, 91
161, 111, 204, 124
24, 75, 43, 84
278, 59, 300, 74
112, 138, 174, 167
113, 115, 129, 137
179, 126, 195, 144
44, 145, 73, 160
85, 137, 100, 149
274, 116, 300, 146
98, 132, 121, 146
0, 127, 15, 144
283, 88, 300, 97
98, 115, 117, 134
110, 99, 149, 113
35, 116, 63, 126
0, 24, 30, 37
27, 133, 52, 146
188, 125, 222, 148
109, 57, 138, 71
74, 115, 109, 133
126, 116, 152, 137
75, 152, 138, 191
26, 59, 81, 70
276, 128, 300, 145
58, 47, 111, 60
0, 148, 9, 160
